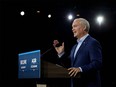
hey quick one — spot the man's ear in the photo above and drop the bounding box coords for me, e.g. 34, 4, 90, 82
83, 25, 86, 31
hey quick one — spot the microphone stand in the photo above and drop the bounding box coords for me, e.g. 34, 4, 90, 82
41, 47, 53, 58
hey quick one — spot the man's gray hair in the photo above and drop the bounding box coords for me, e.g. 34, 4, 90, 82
76, 18, 90, 32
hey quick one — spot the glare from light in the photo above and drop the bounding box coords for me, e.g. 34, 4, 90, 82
20, 11, 25, 16
96, 16, 104, 25
37, 11, 40, 13
77, 14, 80, 17
48, 14, 51, 18
68, 14, 73, 20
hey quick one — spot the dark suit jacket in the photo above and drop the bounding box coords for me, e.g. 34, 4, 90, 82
58, 35, 102, 87
70, 35, 102, 87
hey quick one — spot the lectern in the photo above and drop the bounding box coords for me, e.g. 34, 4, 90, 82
36, 59, 71, 87
41, 59, 70, 78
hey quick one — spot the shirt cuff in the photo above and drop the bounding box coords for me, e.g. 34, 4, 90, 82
79, 67, 83, 72
58, 52, 65, 58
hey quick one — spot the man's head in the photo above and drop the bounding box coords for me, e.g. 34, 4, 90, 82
72, 18, 90, 39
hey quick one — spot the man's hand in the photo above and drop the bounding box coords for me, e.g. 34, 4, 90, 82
68, 67, 81, 77
53, 40, 64, 55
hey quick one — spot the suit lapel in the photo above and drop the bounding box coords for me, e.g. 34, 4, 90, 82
73, 35, 90, 65
71, 44, 77, 63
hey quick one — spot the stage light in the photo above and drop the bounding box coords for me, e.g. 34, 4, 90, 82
96, 16, 104, 25
48, 14, 51, 18
68, 14, 73, 20
37, 11, 40, 13
20, 11, 25, 16
76, 14, 80, 17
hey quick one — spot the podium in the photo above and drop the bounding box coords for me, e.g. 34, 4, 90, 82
41, 59, 70, 78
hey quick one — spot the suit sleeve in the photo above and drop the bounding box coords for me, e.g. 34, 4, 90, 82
81, 40, 102, 72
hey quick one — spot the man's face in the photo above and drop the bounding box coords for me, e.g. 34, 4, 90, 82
72, 20, 85, 39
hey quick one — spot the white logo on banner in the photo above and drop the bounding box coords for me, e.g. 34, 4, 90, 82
32, 58, 37, 64
20, 60, 27, 65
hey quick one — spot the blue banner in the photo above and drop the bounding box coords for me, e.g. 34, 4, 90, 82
18, 50, 41, 79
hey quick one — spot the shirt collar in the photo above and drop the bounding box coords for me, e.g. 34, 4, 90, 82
77, 34, 89, 43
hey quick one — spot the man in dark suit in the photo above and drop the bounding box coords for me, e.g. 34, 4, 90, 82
53, 18, 102, 87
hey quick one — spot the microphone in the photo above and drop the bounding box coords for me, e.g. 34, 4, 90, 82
53, 40, 62, 47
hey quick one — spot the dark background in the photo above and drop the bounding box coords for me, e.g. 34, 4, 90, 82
1, 0, 116, 87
